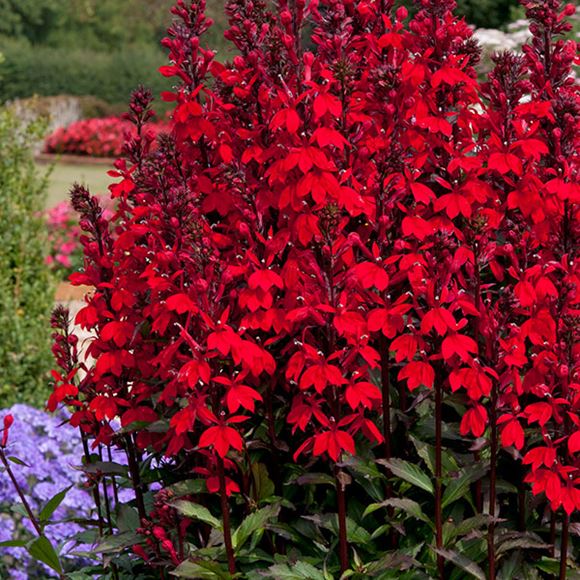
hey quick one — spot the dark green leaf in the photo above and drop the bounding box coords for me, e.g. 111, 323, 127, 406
294, 473, 335, 487
82, 461, 127, 476
40, 486, 72, 522
495, 532, 549, 556
498, 552, 523, 580
304, 514, 372, 545
171, 559, 232, 579
533, 557, 560, 575
365, 551, 419, 575
94, 532, 141, 554
27, 535, 62, 574
378, 458, 434, 494
443, 515, 493, 545
266, 561, 326, 580
442, 466, 488, 508
8, 456, 30, 467
116, 504, 140, 533
168, 479, 207, 497
250, 463, 275, 502
0, 539, 27, 547
363, 498, 431, 525
232, 504, 280, 551
172, 500, 222, 530
435, 548, 485, 580
11, 504, 29, 518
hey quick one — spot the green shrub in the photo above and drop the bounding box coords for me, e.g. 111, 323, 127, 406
0, 42, 171, 108
399, 0, 520, 28
0, 109, 54, 407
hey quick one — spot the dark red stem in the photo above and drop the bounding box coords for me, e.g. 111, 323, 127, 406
0, 450, 42, 536
379, 335, 392, 460
335, 465, 349, 573
560, 512, 569, 580
124, 435, 147, 522
488, 380, 498, 579
217, 456, 236, 575
435, 376, 444, 579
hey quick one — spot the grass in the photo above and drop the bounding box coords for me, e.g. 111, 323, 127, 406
38, 161, 113, 208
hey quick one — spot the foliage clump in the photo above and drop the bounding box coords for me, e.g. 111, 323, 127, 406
0, 110, 54, 407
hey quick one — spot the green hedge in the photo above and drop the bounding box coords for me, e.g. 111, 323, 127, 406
0, 109, 54, 407
0, 42, 171, 107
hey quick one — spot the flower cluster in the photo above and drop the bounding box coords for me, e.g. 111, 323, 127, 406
46, 0, 579, 577
44, 116, 168, 158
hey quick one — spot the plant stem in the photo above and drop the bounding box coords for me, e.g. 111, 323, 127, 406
0, 450, 68, 580
98, 446, 115, 535
550, 510, 557, 557
107, 446, 119, 506
487, 379, 498, 579
0, 450, 43, 536
517, 486, 526, 532
80, 431, 104, 536
217, 456, 236, 575
560, 512, 569, 580
379, 335, 392, 460
335, 465, 349, 574
434, 376, 444, 580
124, 435, 147, 522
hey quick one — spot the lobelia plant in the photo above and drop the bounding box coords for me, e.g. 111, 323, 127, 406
24, 0, 580, 578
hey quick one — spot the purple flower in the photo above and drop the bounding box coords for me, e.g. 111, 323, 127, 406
0, 405, 127, 578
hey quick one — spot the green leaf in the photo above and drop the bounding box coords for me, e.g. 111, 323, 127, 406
365, 551, 420, 575
410, 437, 435, 474
172, 500, 222, 530
171, 559, 232, 579
0, 539, 27, 547
267, 561, 326, 580
370, 523, 391, 540
232, 504, 280, 551
442, 466, 488, 509
495, 532, 549, 555
82, 461, 127, 476
8, 456, 30, 467
11, 504, 29, 518
304, 514, 372, 545
434, 548, 485, 580
169, 479, 208, 497
250, 462, 275, 502
378, 458, 434, 494
294, 473, 335, 487
363, 498, 431, 525
27, 535, 62, 574
443, 515, 492, 546
498, 552, 523, 580
40, 486, 72, 523
344, 517, 372, 545
533, 557, 560, 575
94, 532, 141, 554
116, 504, 140, 533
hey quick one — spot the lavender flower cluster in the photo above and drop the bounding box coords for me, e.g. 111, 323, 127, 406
0, 405, 113, 579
